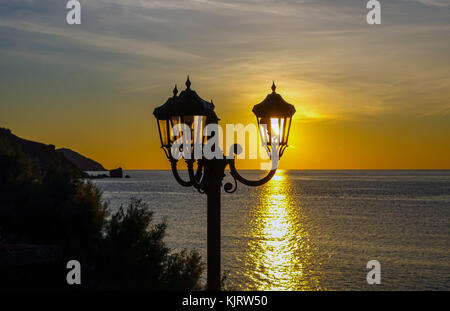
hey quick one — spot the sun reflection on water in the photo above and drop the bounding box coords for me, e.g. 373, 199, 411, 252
240, 170, 321, 290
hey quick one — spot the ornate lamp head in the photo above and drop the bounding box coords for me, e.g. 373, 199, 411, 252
153, 76, 218, 158
252, 81, 296, 157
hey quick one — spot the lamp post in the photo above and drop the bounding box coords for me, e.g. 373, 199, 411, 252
153, 77, 296, 291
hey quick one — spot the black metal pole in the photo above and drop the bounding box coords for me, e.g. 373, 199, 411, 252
205, 159, 226, 291
206, 182, 221, 291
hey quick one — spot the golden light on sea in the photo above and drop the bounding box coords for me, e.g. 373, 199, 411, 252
240, 170, 322, 290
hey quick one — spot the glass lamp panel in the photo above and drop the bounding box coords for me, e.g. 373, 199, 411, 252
270, 118, 281, 145
280, 117, 288, 145
257, 117, 269, 148
169, 116, 182, 145
284, 117, 292, 145
193, 115, 206, 147
257, 116, 273, 157
181, 115, 195, 145
201, 116, 207, 145
158, 119, 169, 147
280, 118, 285, 145
183, 115, 195, 129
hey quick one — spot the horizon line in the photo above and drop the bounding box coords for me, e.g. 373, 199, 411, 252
94, 168, 450, 171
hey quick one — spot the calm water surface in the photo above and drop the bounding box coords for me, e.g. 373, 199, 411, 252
91, 170, 450, 290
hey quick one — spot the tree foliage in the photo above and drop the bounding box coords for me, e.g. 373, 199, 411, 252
0, 128, 204, 290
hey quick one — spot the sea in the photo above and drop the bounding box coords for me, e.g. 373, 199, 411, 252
89, 170, 450, 290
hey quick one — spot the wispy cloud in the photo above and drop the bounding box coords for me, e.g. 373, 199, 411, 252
0, 0, 449, 115
0, 19, 202, 62
0, 0, 449, 169
402, 0, 450, 7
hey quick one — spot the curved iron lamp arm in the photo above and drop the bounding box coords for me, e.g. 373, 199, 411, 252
180, 156, 276, 190
170, 158, 193, 187
195, 161, 204, 181
228, 159, 277, 187
168, 142, 204, 187
186, 159, 208, 191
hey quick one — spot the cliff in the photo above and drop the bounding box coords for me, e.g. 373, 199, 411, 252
57, 148, 106, 171
0, 128, 88, 178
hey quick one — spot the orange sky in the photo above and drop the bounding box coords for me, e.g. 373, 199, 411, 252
1, 0, 449, 169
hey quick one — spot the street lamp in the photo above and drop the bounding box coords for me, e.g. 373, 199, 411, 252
153, 77, 296, 291
253, 81, 296, 159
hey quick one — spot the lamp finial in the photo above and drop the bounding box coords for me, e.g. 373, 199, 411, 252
186, 75, 191, 90
173, 84, 178, 97
271, 81, 276, 93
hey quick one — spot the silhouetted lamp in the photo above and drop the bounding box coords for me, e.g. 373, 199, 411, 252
252, 81, 296, 158
153, 76, 218, 159
153, 77, 296, 291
